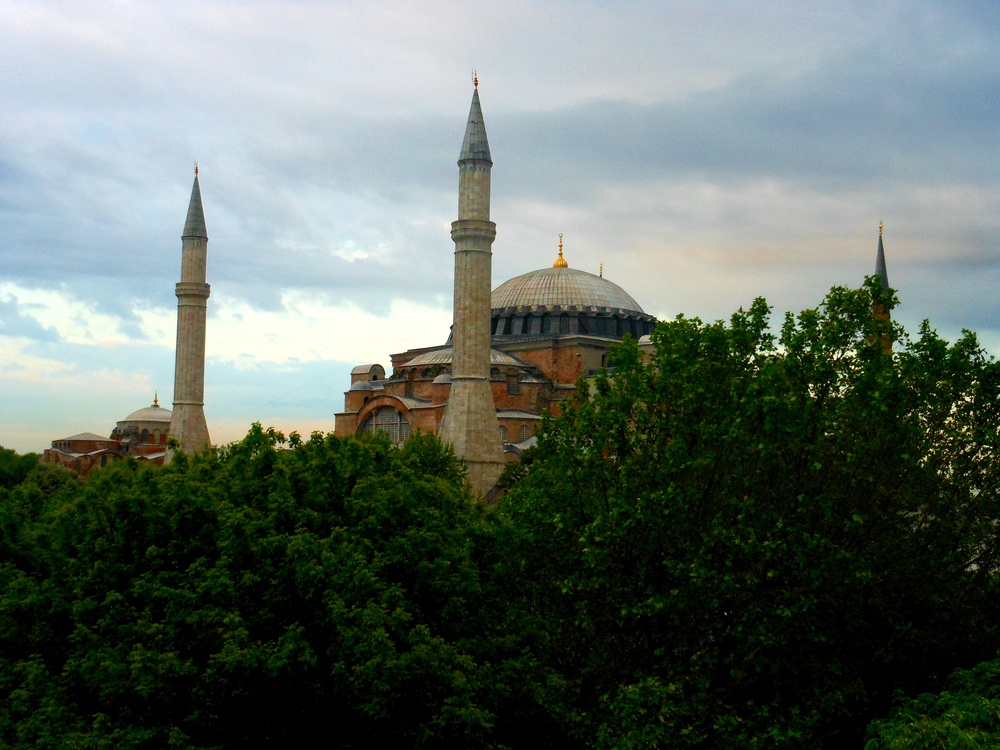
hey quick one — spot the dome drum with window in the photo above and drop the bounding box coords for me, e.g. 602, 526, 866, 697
490, 265, 655, 341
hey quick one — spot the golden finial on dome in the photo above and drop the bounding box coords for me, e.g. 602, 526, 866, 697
599, 262, 603, 277
553, 233, 568, 268
879, 220, 883, 237
153, 392, 159, 406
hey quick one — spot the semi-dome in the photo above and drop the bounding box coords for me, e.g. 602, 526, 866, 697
349, 380, 376, 391
491, 266, 644, 314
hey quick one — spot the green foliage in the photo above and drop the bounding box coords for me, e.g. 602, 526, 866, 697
866, 657, 1000, 749
3, 280, 999, 749
0, 427, 509, 748
493, 279, 1000, 748
0, 446, 39, 490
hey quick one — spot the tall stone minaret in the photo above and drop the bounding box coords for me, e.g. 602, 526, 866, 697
167, 166, 212, 457
875, 220, 889, 293
873, 221, 892, 354
438, 79, 504, 496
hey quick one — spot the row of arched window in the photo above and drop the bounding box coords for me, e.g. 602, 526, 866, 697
499, 424, 533, 444
492, 313, 654, 339
359, 406, 412, 443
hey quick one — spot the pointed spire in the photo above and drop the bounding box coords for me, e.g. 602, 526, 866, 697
553, 233, 568, 268
875, 221, 889, 292
459, 85, 492, 164
182, 165, 208, 240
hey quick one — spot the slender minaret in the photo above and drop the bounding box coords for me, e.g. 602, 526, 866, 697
167, 166, 211, 457
438, 77, 504, 496
873, 221, 892, 354
875, 220, 889, 293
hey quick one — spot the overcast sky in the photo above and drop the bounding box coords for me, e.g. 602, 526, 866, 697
2, 0, 998, 453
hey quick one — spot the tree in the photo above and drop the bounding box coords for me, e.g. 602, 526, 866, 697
0, 427, 510, 749
865, 657, 1000, 749
493, 279, 1000, 748
0, 446, 39, 490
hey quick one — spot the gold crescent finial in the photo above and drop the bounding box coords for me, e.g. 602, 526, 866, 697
879, 220, 883, 237
599, 262, 603, 277
553, 233, 568, 268
473, 69, 478, 89
194, 161, 199, 176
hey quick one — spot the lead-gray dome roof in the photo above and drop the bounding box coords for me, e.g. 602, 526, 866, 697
404, 347, 532, 368
122, 403, 172, 423
491, 267, 645, 313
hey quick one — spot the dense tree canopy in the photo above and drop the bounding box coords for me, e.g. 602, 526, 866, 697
492, 280, 1000, 748
2, 280, 998, 749
0, 446, 38, 490
865, 657, 1000, 749
0, 430, 512, 748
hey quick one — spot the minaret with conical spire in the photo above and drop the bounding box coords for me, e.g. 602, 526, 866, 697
438, 77, 504, 496
167, 165, 212, 458
873, 221, 892, 353
875, 220, 889, 292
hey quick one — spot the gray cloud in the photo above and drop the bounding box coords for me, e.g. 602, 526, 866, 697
2, 0, 999, 450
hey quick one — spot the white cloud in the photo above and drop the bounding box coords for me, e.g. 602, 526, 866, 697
205, 292, 451, 369
1, 281, 451, 372
0, 283, 135, 345
0, 335, 74, 381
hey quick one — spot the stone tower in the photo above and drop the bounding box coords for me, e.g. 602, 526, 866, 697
167, 167, 212, 457
873, 221, 892, 354
875, 221, 889, 293
438, 81, 504, 496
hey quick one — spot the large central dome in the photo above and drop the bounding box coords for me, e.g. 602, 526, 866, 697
488, 249, 656, 341
491, 266, 645, 313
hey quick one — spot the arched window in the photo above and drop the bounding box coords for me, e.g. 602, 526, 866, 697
506, 373, 520, 395
140, 428, 149, 443
542, 315, 552, 333
100, 454, 108, 467
518, 425, 530, 441
559, 314, 570, 333
499, 425, 508, 443
359, 406, 411, 443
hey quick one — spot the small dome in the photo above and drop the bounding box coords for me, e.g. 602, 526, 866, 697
492, 266, 644, 313
432, 372, 452, 385
123, 402, 172, 423
404, 347, 531, 369
349, 380, 375, 391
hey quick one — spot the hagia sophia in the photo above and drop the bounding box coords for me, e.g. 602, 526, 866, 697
42, 82, 890, 495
